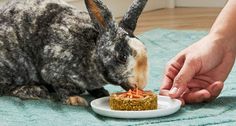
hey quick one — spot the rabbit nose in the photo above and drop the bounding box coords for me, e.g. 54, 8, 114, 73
121, 83, 136, 91
128, 38, 148, 89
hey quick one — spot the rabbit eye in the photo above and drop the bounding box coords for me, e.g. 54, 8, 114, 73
117, 53, 128, 64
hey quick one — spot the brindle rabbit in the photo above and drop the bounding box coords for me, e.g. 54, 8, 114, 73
0, 0, 148, 106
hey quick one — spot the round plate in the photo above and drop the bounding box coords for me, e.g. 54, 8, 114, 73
90, 95, 181, 119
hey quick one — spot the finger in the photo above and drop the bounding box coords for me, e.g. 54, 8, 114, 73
177, 97, 185, 106
160, 87, 189, 96
160, 76, 173, 97
189, 87, 201, 92
160, 76, 173, 90
164, 63, 180, 81
187, 78, 210, 89
159, 89, 170, 96
170, 58, 198, 98
183, 89, 211, 104
206, 81, 224, 101
160, 56, 185, 94
159, 90, 186, 106
161, 59, 183, 90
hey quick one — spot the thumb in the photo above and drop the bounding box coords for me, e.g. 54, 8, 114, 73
169, 58, 199, 98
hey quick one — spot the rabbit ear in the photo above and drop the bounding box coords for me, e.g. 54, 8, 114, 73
119, 0, 148, 34
85, 0, 115, 32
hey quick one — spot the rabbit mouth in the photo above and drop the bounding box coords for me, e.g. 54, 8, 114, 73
121, 83, 136, 91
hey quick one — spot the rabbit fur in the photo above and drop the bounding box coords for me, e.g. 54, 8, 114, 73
0, 0, 148, 105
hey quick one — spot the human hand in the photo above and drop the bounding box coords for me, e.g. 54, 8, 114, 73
160, 34, 236, 105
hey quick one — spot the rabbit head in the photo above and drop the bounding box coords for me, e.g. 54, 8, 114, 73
85, 0, 148, 90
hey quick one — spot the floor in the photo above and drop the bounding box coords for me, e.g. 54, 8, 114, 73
122, 8, 223, 35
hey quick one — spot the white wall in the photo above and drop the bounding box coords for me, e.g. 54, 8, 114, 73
0, 0, 168, 17
68, 0, 167, 17
0, 0, 229, 10
0, 0, 7, 5
175, 0, 228, 7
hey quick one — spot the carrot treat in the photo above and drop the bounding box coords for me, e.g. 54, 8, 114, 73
109, 88, 157, 111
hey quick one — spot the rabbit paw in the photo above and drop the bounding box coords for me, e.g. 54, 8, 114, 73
65, 96, 88, 106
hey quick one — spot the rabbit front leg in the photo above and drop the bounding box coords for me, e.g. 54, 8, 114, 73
55, 85, 88, 106
41, 41, 90, 106
51, 83, 89, 106
41, 64, 88, 106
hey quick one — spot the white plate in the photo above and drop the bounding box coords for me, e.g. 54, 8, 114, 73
90, 95, 181, 119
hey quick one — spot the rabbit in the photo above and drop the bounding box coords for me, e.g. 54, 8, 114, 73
0, 0, 148, 106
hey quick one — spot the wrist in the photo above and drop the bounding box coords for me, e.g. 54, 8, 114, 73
208, 32, 236, 54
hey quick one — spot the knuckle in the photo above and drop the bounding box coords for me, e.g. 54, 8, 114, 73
166, 61, 179, 71
165, 63, 173, 74
165, 67, 173, 75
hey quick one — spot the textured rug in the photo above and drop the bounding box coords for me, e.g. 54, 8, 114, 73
1, 29, 236, 126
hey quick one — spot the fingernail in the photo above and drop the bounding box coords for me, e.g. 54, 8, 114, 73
169, 87, 178, 95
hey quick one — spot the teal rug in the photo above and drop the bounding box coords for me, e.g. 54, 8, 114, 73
1, 29, 236, 126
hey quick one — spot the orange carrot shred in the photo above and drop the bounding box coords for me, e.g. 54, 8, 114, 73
117, 88, 153, 99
